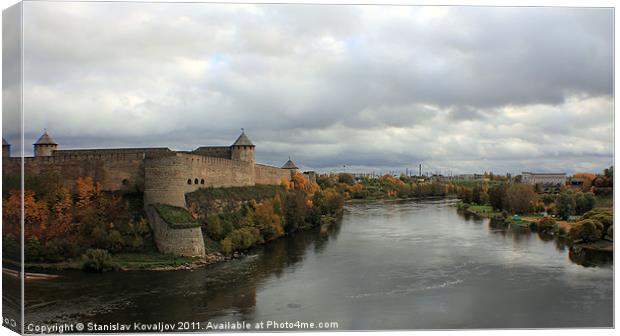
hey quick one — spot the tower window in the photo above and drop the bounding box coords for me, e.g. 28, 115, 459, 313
200, 179, 205, 185
187, 179, 192, 185
194, 178, 199, 185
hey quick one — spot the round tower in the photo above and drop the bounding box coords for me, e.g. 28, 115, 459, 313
2, 138, 10, 158
33, 129, 58, 157
230, 129, 255, 163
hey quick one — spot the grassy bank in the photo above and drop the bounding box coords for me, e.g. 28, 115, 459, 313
151, 204, 201, 229
6, 252, 199, 272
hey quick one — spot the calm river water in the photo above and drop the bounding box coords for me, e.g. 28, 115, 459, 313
20, 198, 613, 330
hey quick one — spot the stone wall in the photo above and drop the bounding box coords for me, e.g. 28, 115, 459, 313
231, 145, 255, 163
5, 151, 163, 192
192, 146, 231, 159
144, 153, 257, 207
145, 205, 206, 257
255, 164, 292, 185
3, 148, 175, 193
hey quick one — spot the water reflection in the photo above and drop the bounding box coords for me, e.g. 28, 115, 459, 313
569, 246, 614, 268
459, 211, 611, 267
24, 218, 343, 326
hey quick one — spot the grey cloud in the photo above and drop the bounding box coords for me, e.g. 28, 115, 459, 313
4, 3, 613, 174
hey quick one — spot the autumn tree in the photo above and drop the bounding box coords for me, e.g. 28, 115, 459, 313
3, 190, 22, 238
254, 198, 284, 241
505, 184, 535, 214
290, 172, 319, 196
284, 190, 307, 233
46, 186, 74, 239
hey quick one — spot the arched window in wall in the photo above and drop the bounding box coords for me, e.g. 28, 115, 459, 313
187, 179, 192, 185
200, 179, 205, 185
194, 178, 199, 185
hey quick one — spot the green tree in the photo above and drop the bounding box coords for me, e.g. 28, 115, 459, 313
488, 184, 507, 210
472, 185, 482, 205
555, 191, 576, 220
574, 192, 596, 215
206, 215, 224, 240
337, 173, 355, 185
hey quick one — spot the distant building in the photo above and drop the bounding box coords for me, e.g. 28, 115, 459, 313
454, 174, 484, 181
521, 172, 566, 193
569, 177, 586, 188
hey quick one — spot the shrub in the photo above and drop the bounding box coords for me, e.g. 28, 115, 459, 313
337, 173, 355, 185
82, 249, 117, 272
228, 227, 261, 251
574, 192, 596, 215
205, 215, 224, 240
606, 226, 613, 240
590, 213, 613, 232
557, 226, 567, 237
537, 217, 556, 234
351, 189, 369, 199
220, 238, 233, 255
568, 219, 604, 243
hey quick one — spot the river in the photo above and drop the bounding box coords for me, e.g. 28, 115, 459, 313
15, 198, 614, 330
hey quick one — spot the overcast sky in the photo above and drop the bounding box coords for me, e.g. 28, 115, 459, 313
2, 3, 614, 175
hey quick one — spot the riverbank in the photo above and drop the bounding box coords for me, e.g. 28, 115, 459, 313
10, 213, 343, 275
4, 252, 222, 274
346, 195, 456, 204
456, 202, 613, 253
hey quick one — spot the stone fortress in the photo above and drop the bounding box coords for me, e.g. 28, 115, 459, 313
3, 130, 315, 257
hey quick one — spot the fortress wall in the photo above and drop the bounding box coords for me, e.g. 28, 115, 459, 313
101, 157, 145, 191
145, 205, 206, 257
143, 153, 256, 207
192, 146, 231, 159
255, 164, 292, 185
5, 156, 106, 190
6, 152, 155, 192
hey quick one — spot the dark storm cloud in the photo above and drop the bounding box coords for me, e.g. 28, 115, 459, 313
8, 3, 613, 174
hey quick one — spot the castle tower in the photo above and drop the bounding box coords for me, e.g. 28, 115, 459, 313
33, 129, 58, 157
282, 158, 299, 177
2, 138, 10, 158
230, 129, 255, 163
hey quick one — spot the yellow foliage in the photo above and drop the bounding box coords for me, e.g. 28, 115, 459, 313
280, 177, 291, 191
290, 172, 319, 197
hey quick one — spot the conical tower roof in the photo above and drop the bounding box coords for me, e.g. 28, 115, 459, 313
2, 138, 9, 146
231, 130, 255, 147
282, 158, 298, 169
34, 130, 57, 145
